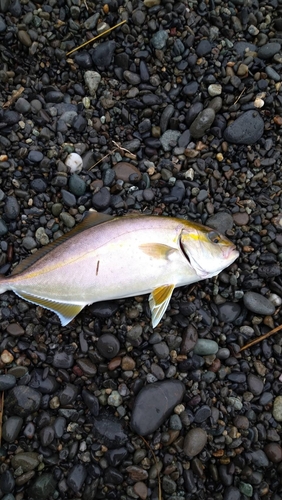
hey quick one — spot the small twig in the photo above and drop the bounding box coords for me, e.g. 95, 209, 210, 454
141, 436, 162, 500
3, 86, 25, 108
240, 323, 282, 352
234, 87, 246, 105
89, 141, 136, 170
83, 0, 89, 10
66, 19, 127, 56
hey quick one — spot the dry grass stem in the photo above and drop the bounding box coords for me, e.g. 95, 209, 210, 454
234, 87, 246, 105
0, 391, 4, 446
66, 19, 127, 56
141, 436, 162, 500
240, 323, 282, 351
3, 86, 25, 108
89, 141, 136, 170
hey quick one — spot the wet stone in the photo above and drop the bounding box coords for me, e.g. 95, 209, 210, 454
67, 464, 87, 493
217, 302, 241, 322
97, 333, 120, 359
5, 386, 41, 417
153, 342, 169, 359
183, 428, 207, 457
89, 300, 119, 319
264, 443, 282, 463
196, 39, 212, 56
91, 40, 116, 68
257, 42, 281, 59
0, 469, 15, 494
4, 196, 20, 220
59, 383, 79, 405
189, 108, 215, 139
92, 187, 111, 210
0, 374, 16, 390
123, 70, 141, 85
53, 350, 74, 369
243, 292, 275, 315
131, 380, 185, 435
92, 412, 128, 448
160, 129, 181, 151
224, 110, 264, 144
250, 450, 269, 467
223, 486, 241, 500
273, 396, 282, 421
233, 212, 249, 226
11, 452, 39, 471
82, 389, 99, 416
151, 30, 168, 49
76, 358, 97, 377
40, 425, 55, 446
74, 51, 93, 69
28, 473, 57, 500
2, 416, 23, 443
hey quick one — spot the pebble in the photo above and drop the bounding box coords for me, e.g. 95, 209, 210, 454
151, 30, 168, 49
264, 443, 282, 463
217, 303, 241, 322
4, 196, 20, 220
65, 153, 83, 174
257, 42, 281, 59
247, 374, 264, 396
224, 111, 264, 144
11, 452, 40, 471
183, 428, 207, 457
273, 396, 282, 421
193, 339, 218, 355
84, 71, 101, 96
0, 374, 16, 390
207, 212, 234, 234
67, 464, 87, 493
5, 386, 41, 417
2, 416, 23, 443
97, 333, 120, 359
131, 380, 185, 435
160, 130, 181, 151
91, 40, 116, 68
113, 162, 141, 182
92, 413, 128, 448
28, 473, 57, 500
243, 292, 275, 315
189, 108, 215, 138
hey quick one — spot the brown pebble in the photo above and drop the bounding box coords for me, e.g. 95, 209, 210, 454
233, 211, 249, 226
108, 357, 122, 371
1, 350, 14, 364
133, 481, 148, 500
237, 63, 248, 77
18, 30, 32, 47
264, 443, 282, 463
126, 466, 148, 481
15, 471, 35, 486
233, 415, 249, 430
121, 355, 136, 370
6, 323, 25, 336
113, 162, 141, 182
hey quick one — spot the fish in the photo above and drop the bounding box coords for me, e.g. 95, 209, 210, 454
0, 212, 239, 328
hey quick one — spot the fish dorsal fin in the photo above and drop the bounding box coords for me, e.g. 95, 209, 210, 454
14, 290, 84, 326
149, 284, 175, 328
11, 211, 114, 277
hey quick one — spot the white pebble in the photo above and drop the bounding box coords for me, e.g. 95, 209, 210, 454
65, 152, 83, 174
268, 293, 282, 307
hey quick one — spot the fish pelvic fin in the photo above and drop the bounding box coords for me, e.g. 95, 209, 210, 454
139, 243, 176, 260
13, 290, 84, 326
149, 284, 175, 328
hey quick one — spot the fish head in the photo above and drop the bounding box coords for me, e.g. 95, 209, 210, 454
180, 223, 239, 280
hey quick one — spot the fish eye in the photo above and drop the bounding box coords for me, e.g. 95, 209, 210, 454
208, 231, 221, 244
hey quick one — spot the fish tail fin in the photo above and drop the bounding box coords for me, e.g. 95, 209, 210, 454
0, 275, 9, 294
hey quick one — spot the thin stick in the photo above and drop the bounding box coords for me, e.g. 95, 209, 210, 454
141, 436, 162, 500
3, 86, 25, 108
0, 391, 4, 446
240, 323, 282, 352
89, 141, 136, 170
234, 87, 246, 105
66, 20, 127, 56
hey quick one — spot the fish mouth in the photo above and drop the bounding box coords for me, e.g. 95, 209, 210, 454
224, 246, 239, 262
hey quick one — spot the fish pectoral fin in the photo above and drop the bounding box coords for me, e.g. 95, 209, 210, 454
149, 284, 175, 328
14, 291, 84, 327
139, 243, 176, 259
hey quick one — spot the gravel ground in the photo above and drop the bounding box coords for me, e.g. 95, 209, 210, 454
0, 0, 282, 499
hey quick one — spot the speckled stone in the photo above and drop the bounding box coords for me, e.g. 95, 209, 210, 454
183, 428, 208, 457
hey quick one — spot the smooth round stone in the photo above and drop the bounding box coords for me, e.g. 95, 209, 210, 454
92, 187, 111, 210
183, 428, 207, 457
243, 292, 275, 315
160, 130, 181, 151
29, 369, 59, 394
54, 416, 66, 438
247, 374, 264, 396
0, 374, 16, 390
189, 108, 215, 139
194, 405, 211, 423
84, 71, 101, 97
11, 452, 39, 471
233, 415, 249, 429
273, 396, 282, 421
74, 51, 93, 69
5, 386, 41, 417
92, 413, 128, 448
123, 70, 141, 85
61, 189, 76, 207
0, 218, 8, 236
60, 212, 75, 228
92, 40, 116, 68
2, 416, 23, 443
160, 104, 174, 133
0, 469, 15, 494
28, 473, 57, 500
257, 42, 281, 59
69, 174, 86, 196
208, 84, 222, 96
224, 110, 264, 144
97, 333, 120, 359
113, 162, 141, 182
28, 151, 43, 163
239, 482, 253, 497
89, 300, 118, 319
40, 426, 55, 447
132, 9, 146, 25
196, 39, 212, 56
250, 450, 269, 467
223, 486, 241, 500
233, 211, 249, 226
264, 443, 282, 463
153, 342, 169, 359
15, 97, 30, 114
72, 114, 87, 133
151, 30, 168, 49
131, 380, 185, 436
31, 178, 47, 193
18, 30, 31, 46
65, 152, 83, 173
217, 302, 241, 322
4, 196, 20, 220
193, 339, 218, 356
53, 351, 74, 369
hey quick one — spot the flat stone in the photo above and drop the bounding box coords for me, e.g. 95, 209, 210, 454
224, 110, 264, 144
5, 386, 41, 417
91, 40, 116, 68
217, 302, 241, 322
183, 428, 207, 457
257, 42, 281, 59
207, 212, 234, 234
92, 412, 128, 448
243, 292, 275, 315
84, 71, 101, 97
11, 452, 40, 472
194, 339, 219, 356
160, 129, 181, 151
113, 162, 141, 182
189, 108, 215, 139
131, 380, 185, 435
0, 374, 16, 390
2, 416, 23, 443
28, 473, 57, 500
67, 464, 87, 493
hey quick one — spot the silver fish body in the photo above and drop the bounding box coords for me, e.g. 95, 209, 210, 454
0, 212, 239, 327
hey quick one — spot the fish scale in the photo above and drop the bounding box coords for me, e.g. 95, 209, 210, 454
0, 212, 239, 327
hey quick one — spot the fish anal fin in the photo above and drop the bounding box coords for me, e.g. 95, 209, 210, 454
11, 211, 114, 277
14, 290, 84, 326
149, 284, 175, 328
139, 243, 176, 260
